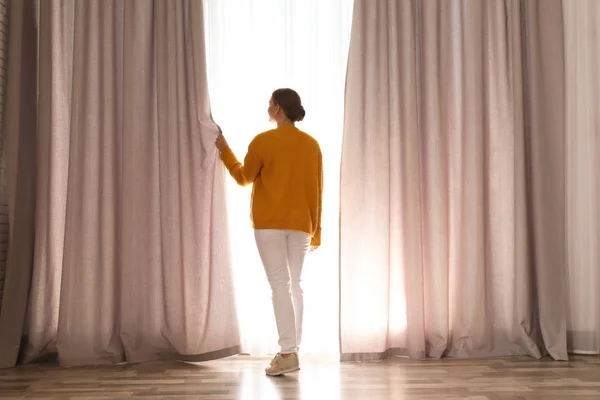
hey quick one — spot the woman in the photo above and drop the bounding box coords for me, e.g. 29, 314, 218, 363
215, 88, 322, 376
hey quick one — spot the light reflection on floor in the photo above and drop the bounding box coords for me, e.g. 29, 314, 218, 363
2, 355, 599, 399
236, 356, 342, 400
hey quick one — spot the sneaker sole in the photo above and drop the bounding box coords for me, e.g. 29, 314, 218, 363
265, 366, 300, 376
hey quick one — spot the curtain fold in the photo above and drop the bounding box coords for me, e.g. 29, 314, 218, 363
0, 0, 240, 368
0, 0, 39, 369
519, 0, 567, 360
0, 0, 10, 310
564, 0, 600, 354
340, 0, 569, 361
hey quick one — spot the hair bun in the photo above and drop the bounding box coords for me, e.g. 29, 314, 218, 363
295, 106, 306, 122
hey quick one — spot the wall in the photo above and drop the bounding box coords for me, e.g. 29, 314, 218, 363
0, 0, 10, 307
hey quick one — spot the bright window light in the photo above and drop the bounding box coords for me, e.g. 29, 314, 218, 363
203, 0, 354, 356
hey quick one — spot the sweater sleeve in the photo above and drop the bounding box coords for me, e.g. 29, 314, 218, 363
220, 139, 262, 187
311, 149, 323, 247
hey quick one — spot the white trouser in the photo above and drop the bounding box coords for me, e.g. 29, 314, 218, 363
254, 229, 311, 354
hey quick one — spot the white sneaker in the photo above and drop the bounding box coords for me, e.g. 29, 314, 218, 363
265, 353, 300, 376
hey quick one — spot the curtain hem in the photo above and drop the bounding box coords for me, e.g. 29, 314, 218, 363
170, 345, 242, 363
24, 345, 243, 367
340, 347, 553, 362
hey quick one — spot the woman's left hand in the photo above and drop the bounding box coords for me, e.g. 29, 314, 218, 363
215, 132, 229, 152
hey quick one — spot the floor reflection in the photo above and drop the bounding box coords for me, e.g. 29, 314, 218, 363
2, 355, 599, 399
237, 357, 342, 400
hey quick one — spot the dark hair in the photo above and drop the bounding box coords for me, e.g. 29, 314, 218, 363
272, 88, 305, 122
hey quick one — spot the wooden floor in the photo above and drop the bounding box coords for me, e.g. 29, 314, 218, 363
0, 355, 599, 399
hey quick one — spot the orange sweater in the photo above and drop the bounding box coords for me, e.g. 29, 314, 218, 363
220, 126, 323, 247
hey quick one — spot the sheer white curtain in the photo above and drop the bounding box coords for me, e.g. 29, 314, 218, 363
203, 0, 353, 356
564, 0, 600, 354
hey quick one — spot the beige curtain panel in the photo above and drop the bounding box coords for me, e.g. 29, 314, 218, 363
0, 0, 240, 368
1, 0, 599, 368
340, 0, 571, 361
